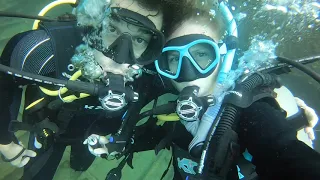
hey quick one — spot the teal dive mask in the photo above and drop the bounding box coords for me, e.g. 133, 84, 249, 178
155, 34, 223, 82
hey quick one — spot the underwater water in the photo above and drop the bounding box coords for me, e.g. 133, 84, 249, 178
0, 0, 319, 179
229, 0, 320, 151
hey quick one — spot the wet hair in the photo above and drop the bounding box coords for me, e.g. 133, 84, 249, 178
162, 0, 226, 39
134, 0, 202, 34
136, 0, 163, 11
135, 0, 182, 29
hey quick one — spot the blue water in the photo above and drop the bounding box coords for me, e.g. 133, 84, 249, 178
0, 0, 319, 179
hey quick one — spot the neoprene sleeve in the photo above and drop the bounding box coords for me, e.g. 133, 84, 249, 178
239, 101, 320, 179
0, 32, 27, 145
0, 68, 15, 144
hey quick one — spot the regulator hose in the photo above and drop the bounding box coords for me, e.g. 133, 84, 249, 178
0, 11, 56, 21
0, 63, 101, 95
240, 72, 280, 92
277, 56, 320, 84
0, 11, 74, 22
206, 105, 239, 180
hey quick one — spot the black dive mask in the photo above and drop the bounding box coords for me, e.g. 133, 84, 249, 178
89, 7, 165, 66
103, 33, 135, 64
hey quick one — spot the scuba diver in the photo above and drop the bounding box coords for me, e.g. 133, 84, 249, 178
0, 0, 177, 179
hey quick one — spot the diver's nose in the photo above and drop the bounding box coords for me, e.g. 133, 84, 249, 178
108, 34, 135, 64
178, 57, 199, 82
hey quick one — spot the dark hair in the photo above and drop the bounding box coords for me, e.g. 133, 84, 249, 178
162, 0, 225, 39
135, 0, 180, 30
135, 0, 202, 33
135, 0, 164, 15
136, 0, 161, 9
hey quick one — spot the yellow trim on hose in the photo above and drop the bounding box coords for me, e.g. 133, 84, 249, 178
157, 113, 180, 122
39, 70, 82, 96
62, 93, 90, 102
27, 70, 91, 109
25, 97, 45, 110
156, 113, 179, 125
32, 0, 77, 30
26, 92, 90, 110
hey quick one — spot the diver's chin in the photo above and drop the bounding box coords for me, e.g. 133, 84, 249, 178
104, 65, 143, 83
94, 49, 129, 75
101, 63, 130, 76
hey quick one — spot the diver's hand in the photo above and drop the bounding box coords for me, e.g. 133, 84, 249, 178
0, 142, 37, 168
295, 97, 319, 140
83, 134, 109, 157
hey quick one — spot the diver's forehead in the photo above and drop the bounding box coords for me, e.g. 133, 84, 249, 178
110, 0, 163, 30
168, 19, 220, 42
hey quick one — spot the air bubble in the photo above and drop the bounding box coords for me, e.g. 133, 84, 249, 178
308, 24, 315, 28
235, 12, 247, 21
209, 9, 216, 16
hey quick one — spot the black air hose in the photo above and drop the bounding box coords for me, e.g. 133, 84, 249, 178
205, 105, 239, 180
277, 56, 320, 84
0, 11, 56, 21
0, 64, 66, 85
0, 64, 101, 95
211, 106, 238, 139
241, 73, 280, 92
0, 11, 76, 22
241, 74, 263, 92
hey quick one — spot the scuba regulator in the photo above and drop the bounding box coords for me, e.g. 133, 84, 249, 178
177, 86, 215, 122
99, 72, 140, 112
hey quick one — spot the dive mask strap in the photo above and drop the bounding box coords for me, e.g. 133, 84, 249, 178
219, 35, 239, 56
219, 42, 227, 55
111, 7, 156, 30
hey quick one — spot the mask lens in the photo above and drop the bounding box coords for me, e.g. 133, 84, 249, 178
158, 50, 181, 76
189, 43, 216, 70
